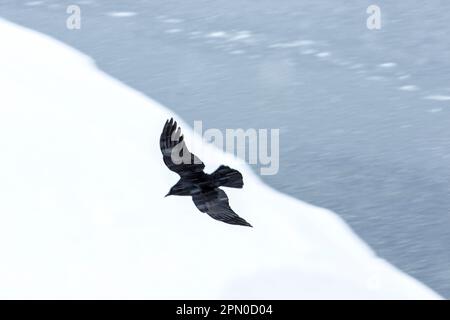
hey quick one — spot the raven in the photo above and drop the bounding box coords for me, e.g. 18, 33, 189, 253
160, 118, 252, 227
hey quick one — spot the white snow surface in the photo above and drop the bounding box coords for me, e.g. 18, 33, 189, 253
0, 19, 441, 299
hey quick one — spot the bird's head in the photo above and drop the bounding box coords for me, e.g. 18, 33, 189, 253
165, 183, 187, 197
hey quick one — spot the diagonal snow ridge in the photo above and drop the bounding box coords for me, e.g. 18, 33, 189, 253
0, 19, 441, 299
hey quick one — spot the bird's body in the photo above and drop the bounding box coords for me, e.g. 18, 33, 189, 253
160, 118, 252, 227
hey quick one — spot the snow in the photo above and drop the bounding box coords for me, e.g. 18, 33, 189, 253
24, 1, 44, 6
269, 40, 315, 48
206, 31, 228, 38
0, 19, 441, 299
316, 52, 331, 58
424, 95, 450, 101
161, 18, 184, 24
165, 29, 182, 34
378, 62, 397, 68
106, 12, 138, 18
398, 85, 420, 92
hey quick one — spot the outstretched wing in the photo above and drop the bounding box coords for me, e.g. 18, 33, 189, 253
192, 189, 252, 227
160, 118, 205, 176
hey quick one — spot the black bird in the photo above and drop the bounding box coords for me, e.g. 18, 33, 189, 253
160, 118, 252, 227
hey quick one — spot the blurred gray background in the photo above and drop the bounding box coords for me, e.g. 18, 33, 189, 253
1, 0, 449, 297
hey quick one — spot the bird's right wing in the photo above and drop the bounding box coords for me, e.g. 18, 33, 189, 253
160, 118, 205, 176
192, 189, 252, 227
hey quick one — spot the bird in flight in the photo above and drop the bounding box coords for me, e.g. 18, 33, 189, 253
160, 118, 252, 227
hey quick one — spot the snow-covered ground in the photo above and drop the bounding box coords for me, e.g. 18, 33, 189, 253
0, 19, 440, 299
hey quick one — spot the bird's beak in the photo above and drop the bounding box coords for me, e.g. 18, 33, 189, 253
164, 193, 170, 198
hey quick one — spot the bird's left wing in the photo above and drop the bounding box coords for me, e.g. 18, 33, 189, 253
160, 118, 205, 176
192, 189, 252, 227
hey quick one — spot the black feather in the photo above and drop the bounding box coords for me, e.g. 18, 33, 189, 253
160, 118, 252, 227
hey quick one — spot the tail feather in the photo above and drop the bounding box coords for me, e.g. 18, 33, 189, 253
212, 165, 244, 188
